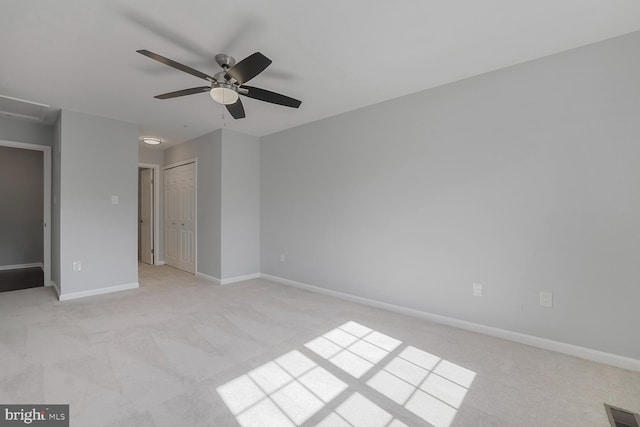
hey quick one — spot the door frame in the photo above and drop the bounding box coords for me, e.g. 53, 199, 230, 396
138, 163, 161, 265
0, 139, 51, 286
163, 158, 197, 275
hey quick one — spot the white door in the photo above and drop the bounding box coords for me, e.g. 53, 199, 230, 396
164, 166, 179, 269
139, 168, 154, 264
164, 163, 196, 274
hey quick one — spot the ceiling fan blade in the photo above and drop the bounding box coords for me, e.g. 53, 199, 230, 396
226, 98, 246, 119
225, 52, 272, 85
137, 49, 214, 82
241, 85, 302, 108
154, 86, 210, 99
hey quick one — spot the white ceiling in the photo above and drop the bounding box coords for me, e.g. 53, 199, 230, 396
1, 1, 639, 149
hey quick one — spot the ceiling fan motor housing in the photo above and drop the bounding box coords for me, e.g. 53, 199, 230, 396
215, 54, 236, 70
212, 71, 248, 95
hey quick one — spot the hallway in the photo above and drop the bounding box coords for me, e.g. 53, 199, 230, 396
0, 267, 43, 293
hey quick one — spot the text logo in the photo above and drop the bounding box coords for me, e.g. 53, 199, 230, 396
0, 405, 68, 426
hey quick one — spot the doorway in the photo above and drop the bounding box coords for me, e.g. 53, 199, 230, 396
0, 139, 51, 291
138, 163, 160, 266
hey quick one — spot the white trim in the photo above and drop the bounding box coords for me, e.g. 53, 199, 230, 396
221, 273, 262, 285
43, 146, 51, 288
51, 281, 61, 298
197, 272, 221, 284
155, 261, 165, 266
261, 273, 640, 372
0, 140, 48, 151
0, 140, 51, 288
58, 282, 139, 301
0, 262, 43, 271
164, 158, 197, 170
193, 160, 197, 276
139, 163, 161, 265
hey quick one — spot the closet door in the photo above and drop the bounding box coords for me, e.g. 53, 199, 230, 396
164, 167, 179, 269
164, 162, 196, 274
177, 163, 196, 274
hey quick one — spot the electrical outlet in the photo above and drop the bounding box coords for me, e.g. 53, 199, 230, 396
111, 195, 118, 205
72, 261, 82, 272
540, 291, 553, 308
280, 252, 286, 263
473, 282, 483, 297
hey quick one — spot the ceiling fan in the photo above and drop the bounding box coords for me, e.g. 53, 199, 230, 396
137, 49, 302, 119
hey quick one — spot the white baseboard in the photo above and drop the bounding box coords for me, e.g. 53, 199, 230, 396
197, 272, 261, 285
197, 272, 221, 284
58, 282, 139, 301
0, 262, 43, 271
261, 273, 640, 372
221, 273, 261, 285
155, 260, 165, 266
50, 281, 61, 298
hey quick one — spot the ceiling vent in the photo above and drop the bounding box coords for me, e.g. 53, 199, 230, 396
0, 95, 49, 121
605, 404, 640, 427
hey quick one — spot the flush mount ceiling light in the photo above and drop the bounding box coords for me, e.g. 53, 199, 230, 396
140, 137, 163, 145
210, 82, 239, 105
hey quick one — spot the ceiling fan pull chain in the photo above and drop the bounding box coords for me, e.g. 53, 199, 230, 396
221, 91, 227, 126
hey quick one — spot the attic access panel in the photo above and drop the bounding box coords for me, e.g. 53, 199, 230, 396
0, 95, 49, 121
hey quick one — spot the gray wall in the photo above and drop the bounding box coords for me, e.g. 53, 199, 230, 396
0, 146, 43, 266
59, 110, 138, 295
139, 146, 164, 165
165, 130, 222, 278
221, 130, 260, 279
0, 116, 53, 146
163, 129, 260, 280
261, 32, 640, 359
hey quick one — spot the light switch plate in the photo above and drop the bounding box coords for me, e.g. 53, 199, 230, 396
111, 195, 118, 205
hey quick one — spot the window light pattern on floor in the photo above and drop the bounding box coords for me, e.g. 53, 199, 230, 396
217, 321, 475, 427
316, 392, 408, 427
366, 346, 476, 427
217, 350, 348, 426
304, 321, 401, 378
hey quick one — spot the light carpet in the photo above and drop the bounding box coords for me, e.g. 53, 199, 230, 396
0, 263, 638, 426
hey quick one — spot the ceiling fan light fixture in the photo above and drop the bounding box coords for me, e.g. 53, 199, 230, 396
140, 137, 163, 145
210, 85, 238, 105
